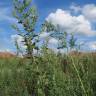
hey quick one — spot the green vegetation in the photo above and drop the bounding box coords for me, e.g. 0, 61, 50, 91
0, 0, 96, 96
12, 0, 39, 60
0, 51, 96, 96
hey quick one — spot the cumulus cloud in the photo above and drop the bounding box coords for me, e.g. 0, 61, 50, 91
49, 38, 58, 45
39, 32, 50, 39
46, 9, 96, 36
70, 4, 81, 13
11, 34, 27, 49
11, 34, 23, 43
82, 4, 96, 22
88, 41, 96, 50
70, 4, 96, 22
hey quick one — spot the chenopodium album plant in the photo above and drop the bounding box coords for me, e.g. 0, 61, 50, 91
12, 0, 39, 60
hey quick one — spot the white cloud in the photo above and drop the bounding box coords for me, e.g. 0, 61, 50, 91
0, 7, 16, 22
70, 4, 81, 13
39, 32, 50, 39
11, 34, 23, 43
49, 38, 58, 45
82, 4, 96, 22
70, 4, 96, 22
11, 34, 27, 49
48, 47, 67, 54
88, 41, 96, 50
0, 49, 11, 52
46, 9, 96, 36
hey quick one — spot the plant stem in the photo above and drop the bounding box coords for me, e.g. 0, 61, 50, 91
70, 55, 87, 96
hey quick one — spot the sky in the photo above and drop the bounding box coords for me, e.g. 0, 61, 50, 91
0, 0, 96, 52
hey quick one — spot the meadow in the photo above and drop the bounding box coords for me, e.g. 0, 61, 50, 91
0, 51, 96, 96
0, 0, 96, 96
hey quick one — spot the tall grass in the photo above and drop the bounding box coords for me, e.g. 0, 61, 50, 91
0, 51, 96, 96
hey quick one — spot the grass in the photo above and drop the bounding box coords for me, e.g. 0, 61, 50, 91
0, 51, 96, 96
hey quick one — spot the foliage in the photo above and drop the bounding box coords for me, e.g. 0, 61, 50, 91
0, 52, 96, 96
69, 33, 77, 51
12, 0, 39, 59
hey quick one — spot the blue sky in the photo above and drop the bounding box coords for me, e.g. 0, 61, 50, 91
0, 0, 96, 52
